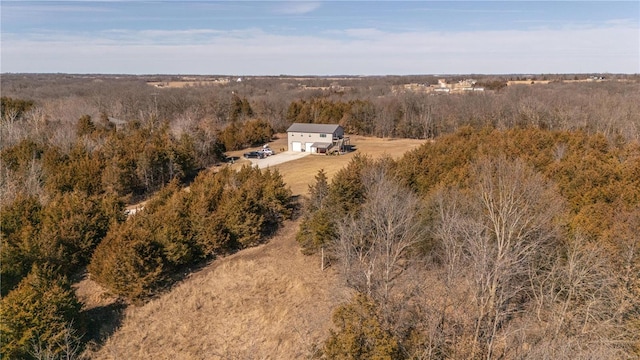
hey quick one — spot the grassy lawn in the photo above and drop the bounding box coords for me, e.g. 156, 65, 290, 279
227, 134, 428, 196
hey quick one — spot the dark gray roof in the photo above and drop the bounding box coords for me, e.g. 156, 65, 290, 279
287, 123, 342, 134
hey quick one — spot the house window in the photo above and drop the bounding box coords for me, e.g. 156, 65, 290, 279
320, 133, 327, 138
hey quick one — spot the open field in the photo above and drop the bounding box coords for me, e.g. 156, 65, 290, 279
124, 135, 426, 212
88, 219, 352, 360
228, 134, 429, 195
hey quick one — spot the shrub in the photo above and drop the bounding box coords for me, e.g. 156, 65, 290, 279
37, 191, 113, 274
0, 194, 42, 296
324, 294, 400, 359
0, 266, 83, 360
88, 166, 292, 303
88, 219, 166, 304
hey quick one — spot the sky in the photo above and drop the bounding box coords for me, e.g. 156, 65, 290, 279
1, 1, 639, 75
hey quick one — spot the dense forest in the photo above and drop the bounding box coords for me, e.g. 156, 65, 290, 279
1, 74, 639, 359
298, 128, 639, 358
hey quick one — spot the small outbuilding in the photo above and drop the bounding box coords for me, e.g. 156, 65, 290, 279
108, 117, 128, 131
286, 123, 349, 154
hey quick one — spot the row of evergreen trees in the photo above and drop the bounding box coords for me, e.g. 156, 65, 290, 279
286, 98, 377, 136
0, 190, 123, 358
90, 166, 292, 303
1, 167, 291, 358
1, 110, 287, 358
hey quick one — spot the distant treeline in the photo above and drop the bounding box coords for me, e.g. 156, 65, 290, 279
2, 76, 638, 203
2, 75, 639, 147
1, 74, 639, 359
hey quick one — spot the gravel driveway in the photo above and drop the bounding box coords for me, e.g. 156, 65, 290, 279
246, 151, 311, 169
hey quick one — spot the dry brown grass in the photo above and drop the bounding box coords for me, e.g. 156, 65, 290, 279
87, 220, 352, 359
228, 134, 428, 195
83, 135, 423, 359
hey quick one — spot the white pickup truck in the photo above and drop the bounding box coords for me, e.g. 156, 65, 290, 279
259, 148, 274, 156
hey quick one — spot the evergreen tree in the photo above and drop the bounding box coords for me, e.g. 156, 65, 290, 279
327, 154, 371, 215
0, 266, 83, 360
296, 208, 336, 255
88, 219, 165, 303
1, 139, 45, 173
169, 133, 198, 182
324, 294, 400, 359
0, 194, 42, 296
308, 169, 329, 212
1, 96, 34, 122
241, 119, 274, 147
37, 191, 113, 274
297, 169, 334, 254
75, 114, 96, 137
189, 168, 232, 254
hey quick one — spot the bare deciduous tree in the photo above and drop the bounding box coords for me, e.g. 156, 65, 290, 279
334, 168, 426, 307
469, 157, 565, 358
429, 156, 565, 359
522, 233, 630, 359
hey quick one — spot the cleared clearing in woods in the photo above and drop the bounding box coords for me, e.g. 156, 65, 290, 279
82, 136, 425, 359
228, 134, 428, 195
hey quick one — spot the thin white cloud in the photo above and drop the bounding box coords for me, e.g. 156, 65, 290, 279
408, 7, 528, 14
342, 28, 385, 39
1, 3, 113, 13
605, 18, 639, 26
1, 23, 638, 75
273, 1, 321, 15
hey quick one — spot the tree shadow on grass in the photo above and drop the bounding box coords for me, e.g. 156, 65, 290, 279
82, 301, 126, 348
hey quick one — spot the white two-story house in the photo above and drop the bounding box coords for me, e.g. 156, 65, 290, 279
286, 123, 347, 154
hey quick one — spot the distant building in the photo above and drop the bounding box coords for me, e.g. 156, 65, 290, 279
286, 123, 349, 154
108, 117, 128, 130
433, 79, 483, 94
433, 87, 451, 93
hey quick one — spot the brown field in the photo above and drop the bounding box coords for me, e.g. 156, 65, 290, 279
88, 219, 352, 360
84, 136, 425, 359
228, 134, 428, 196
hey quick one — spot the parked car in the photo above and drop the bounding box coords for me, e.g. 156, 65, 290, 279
259, 148, 274, 156
243, 151, 264, 159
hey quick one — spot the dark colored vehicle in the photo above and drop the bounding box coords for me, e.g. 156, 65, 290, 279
243, 151, 264, 159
